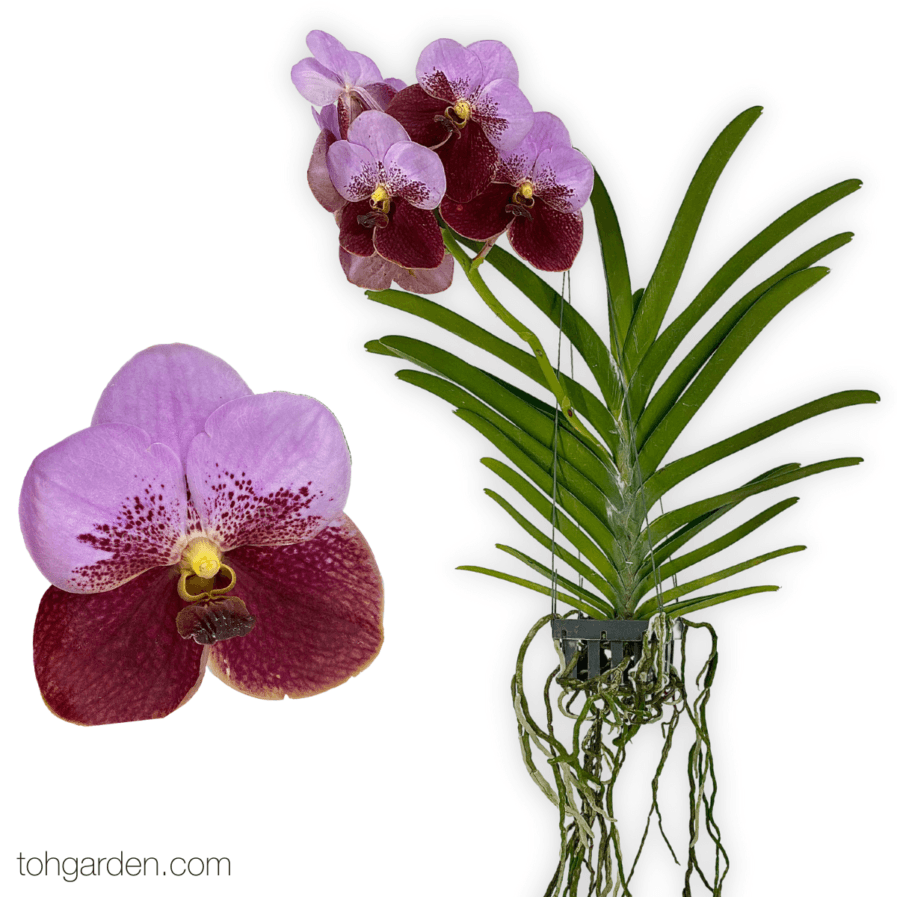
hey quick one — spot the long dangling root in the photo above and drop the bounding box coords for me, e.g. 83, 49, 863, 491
512, 613, 728, 896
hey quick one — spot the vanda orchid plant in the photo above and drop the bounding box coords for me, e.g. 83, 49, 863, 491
20, 344, 383, 726
292, 31, 877, 896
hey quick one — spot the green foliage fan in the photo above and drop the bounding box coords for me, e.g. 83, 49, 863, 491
364, 106, 877, 622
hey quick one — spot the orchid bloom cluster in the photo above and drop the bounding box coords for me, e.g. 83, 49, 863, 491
292, 32, 594, 293
19, 344, 383, 725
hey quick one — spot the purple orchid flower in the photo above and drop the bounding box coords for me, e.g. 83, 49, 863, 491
440, 112, 594, 271
339, 246, 454, 293
387, 39, 533, 203
328, 110, 447, 271
292, 31, 406, 138
19, 344, 383, 725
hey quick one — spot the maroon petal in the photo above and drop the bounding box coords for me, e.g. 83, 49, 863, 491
386, 84, 448, 149
439, 121, 499, 203
209, 515, 383, 700
440, 181, 514, 240
508, 202, 584, 272
338, 200, 378, 257
374, 199, 444, 269
308, 130, 346, 213
34, 566, 208, 726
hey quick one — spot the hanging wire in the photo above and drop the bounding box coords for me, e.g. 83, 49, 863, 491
549, 270, 567, 619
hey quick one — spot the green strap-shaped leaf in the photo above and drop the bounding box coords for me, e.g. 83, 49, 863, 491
495, 544, 615, 616
636, 546, 804, 618
396, 370, 617, 524
457, 238, 623, 414
644, 389, 879, 505
645, 464, 802, 568
636, 585, 778, 620
456, 566, 610, 619
363, 289, 619, 448
456, 409, 618, 559
637, 266, 830, 477
643, 457, 862, 546
634, 234, 851, 433
480, 457, 624, 596
589, 167, 634, 349
376, 335, 619, 497
633, 497, 799, 598
621, 106, 764, 376
626, 175, 859, 414
483, 488, 616, 600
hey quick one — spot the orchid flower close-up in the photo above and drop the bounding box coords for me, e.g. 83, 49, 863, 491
387, 39, 534, 203
328, 110, 448, 271
19, 344, 383, 726
440, 112, 594, 271
291, 30, 405, 138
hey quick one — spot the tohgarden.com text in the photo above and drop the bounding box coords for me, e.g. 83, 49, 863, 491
17, 852, 231, 882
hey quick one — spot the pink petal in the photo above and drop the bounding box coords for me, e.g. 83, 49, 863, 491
20, 424, 189, 593
392, 250, 454, 294
185, 393, 351, 551
291, 58, 346, 106
92, 343, 252, 463
34, 567, 208, 725
306, 31, 360, 84
352, 51, 383, 85
508, 203, 584, 272
209, 515, 383, 699
339, 248, 395, 290
308, 131, 347, 213
467, 40, 519, 85
498, 111, 571, 184
345, 110, 411, 162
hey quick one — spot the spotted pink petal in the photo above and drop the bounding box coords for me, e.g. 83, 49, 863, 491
185, 393, 351, 551
92, 344, 252, 463
498, 111, 572, 184
34, 567, 209, 725
474, 78, 533, 152
416, 39, 483, 103
327, 139, 378, 202
209, 515, 383, 699
383, 141, 445, 209
20, 424, 189, 593
532, 144, 594, 213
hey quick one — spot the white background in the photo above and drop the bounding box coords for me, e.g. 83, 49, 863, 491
2, 1, 894, 894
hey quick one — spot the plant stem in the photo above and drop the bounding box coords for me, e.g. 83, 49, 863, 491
442, 228, 603, 453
